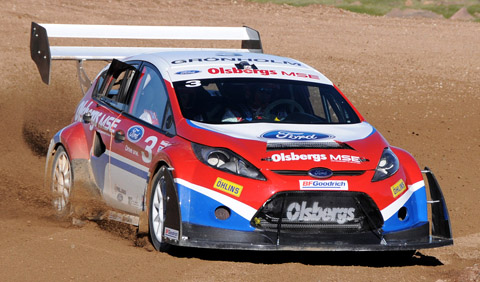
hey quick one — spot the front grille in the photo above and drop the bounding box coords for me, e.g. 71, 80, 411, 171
251, 191, 383, 234
272, 170, 365, 176
259, 222, 362, 230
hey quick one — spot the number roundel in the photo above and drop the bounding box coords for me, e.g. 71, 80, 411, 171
185, 80, 201, 87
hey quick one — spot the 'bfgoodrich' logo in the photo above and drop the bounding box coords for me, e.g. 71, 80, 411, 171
127, 125, 144, 143
261, 131, 333, 141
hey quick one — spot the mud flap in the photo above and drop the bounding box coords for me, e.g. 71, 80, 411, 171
163, 167, 182, 244
423, 167, 452, 239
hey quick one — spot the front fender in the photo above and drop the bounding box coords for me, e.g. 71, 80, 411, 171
391, 146, 423, 184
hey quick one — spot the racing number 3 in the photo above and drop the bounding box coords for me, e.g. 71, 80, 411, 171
142, 136, 158, 163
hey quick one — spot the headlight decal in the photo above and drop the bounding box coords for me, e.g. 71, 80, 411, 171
192, 143, 266, 181
371, 147, 399, 182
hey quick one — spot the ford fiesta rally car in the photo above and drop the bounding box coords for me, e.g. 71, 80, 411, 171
30, 22, 452, 252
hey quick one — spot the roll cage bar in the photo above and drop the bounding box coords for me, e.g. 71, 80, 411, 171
30, 22, 263, 93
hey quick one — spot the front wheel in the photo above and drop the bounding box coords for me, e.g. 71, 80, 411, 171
51, 146, 73, 217
148, 167, 170, 252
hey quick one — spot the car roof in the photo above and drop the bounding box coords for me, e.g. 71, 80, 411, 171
127, 50, 334, 85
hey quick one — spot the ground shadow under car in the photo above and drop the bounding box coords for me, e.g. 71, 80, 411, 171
165, 246, 443, 267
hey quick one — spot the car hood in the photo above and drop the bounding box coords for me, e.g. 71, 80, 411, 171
179, 120, 388, 171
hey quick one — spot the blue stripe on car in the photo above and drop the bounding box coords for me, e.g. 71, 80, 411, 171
177, 182, 255, 232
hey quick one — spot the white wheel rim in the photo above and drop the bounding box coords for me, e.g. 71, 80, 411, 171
151, 180, 165, 242
52, 152, 72, 212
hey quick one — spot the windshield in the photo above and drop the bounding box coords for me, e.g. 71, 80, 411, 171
173, 78, 360, 124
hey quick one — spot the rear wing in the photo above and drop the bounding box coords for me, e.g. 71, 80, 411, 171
30, 22, 263, 87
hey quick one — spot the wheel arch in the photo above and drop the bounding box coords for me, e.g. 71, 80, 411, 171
44, 124, 99, 198
389, 146, 429, 224
44, 140, 71, 190
391, 146, 423, 184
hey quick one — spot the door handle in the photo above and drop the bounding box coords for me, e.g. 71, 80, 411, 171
114, 130, 125, 142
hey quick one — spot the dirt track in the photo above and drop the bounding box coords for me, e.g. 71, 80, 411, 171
1, 0, 479, 281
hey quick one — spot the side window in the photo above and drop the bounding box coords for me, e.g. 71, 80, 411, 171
95, 59, 138, 111
308, 86, 329, 121
162, 103, 176, 136
307, 85, 359, 124
129, 64, 168, 128
93, 71, 107, 95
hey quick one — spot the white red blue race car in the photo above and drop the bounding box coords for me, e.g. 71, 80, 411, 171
31, 22, 452, 252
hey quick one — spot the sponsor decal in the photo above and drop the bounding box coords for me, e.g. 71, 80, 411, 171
271, 152, 327, 162
171, 57, 302, 66
75, 100, 121, 133
128, 197, 142, 209
280, 71, 320, 80
115, 185, 126, 194
125, 145, 139, 157
269, 152, 364, 164
175, 70, 201, 75
286, 201, 355, 224
300, 180, 348, 190
308, 168, 333, 179
213, 177, 243, 197
262, 131, 333, 141
207, 68, 320, 79
127, 125, 144, 143
208, 67, 277, 76
329, 154, 363, 164
164, 227, 179, 240
391, 179, 407, 198
157, 140, 172, 152
216, 52, 243, 56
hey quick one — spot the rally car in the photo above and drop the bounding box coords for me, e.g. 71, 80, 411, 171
30, 22, 452, 252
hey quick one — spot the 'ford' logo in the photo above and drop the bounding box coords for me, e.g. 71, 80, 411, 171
175, 70, 201, 75
308, 168, 333, 179
127, 125, 144, 143
216, 52, 243, 57
261, 131, 333, 141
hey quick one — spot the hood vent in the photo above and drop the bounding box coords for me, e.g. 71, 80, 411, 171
266, 141, 354, 151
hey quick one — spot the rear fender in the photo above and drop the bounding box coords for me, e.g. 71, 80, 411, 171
54, 122, 91, 160
44, 123, 99, 195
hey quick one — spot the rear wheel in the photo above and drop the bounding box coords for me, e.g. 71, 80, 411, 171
51, 146, 73, 217
148, 167, 170, 252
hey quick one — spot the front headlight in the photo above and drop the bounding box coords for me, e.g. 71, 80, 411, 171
192, 143, 266, 181
371, 147, 399, 182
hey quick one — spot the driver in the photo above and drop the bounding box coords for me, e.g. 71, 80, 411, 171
249, 86, 273, 118
222, 84, 285, 122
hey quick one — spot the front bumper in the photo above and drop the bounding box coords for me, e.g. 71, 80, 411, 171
173, 168, 452, 251
179, 221, 451, 251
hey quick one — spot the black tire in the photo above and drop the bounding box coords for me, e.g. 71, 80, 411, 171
50, 146, 73, 218
148, 167, 171, 252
